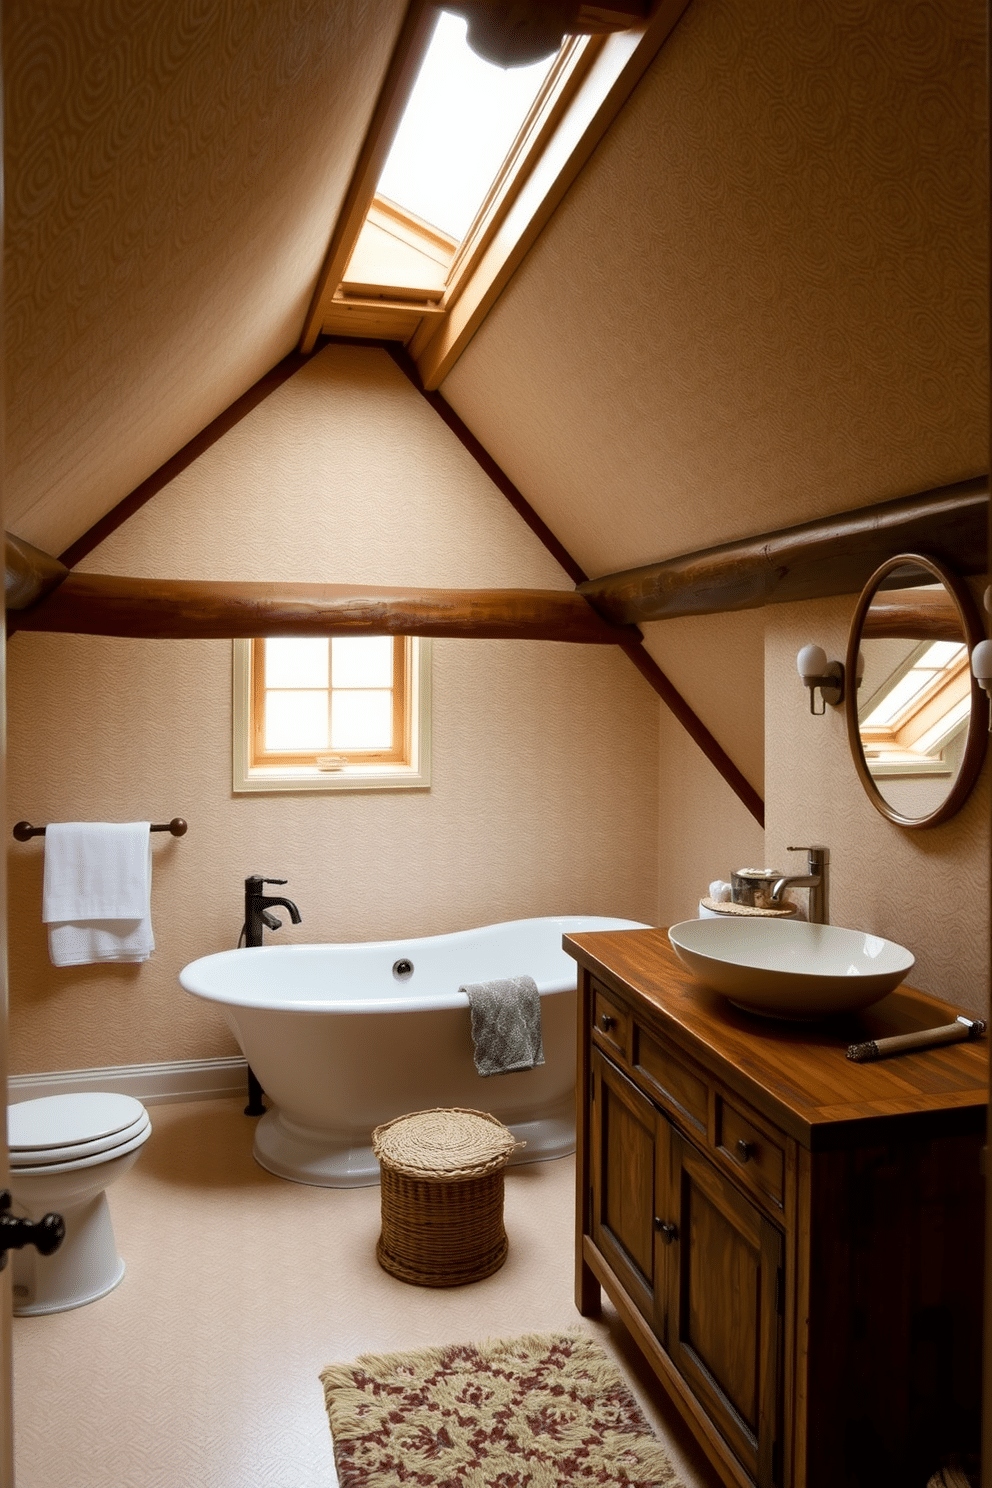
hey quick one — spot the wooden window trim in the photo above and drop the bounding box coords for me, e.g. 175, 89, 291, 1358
250, 635, 408, 767
233, 637, 432, 793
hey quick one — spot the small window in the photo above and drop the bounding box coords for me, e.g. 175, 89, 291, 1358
233, 636, 431, 792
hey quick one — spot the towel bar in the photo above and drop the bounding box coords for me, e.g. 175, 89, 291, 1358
12, 818, 187, 841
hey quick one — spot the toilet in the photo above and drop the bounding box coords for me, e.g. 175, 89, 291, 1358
7, 1092, 151, 1315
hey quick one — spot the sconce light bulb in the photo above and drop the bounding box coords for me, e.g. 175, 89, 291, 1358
797, 644, 827, 682
970, 638, 992, 688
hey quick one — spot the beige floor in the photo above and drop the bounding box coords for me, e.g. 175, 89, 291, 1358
12, 1097, 723, 1488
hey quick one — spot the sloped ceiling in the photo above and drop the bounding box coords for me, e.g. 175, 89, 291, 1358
4, 0, 408, 555
4, 0, 987, 594
441, 0, 988, 574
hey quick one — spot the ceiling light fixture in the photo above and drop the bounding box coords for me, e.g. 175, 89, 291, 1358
447, 1, 651, 68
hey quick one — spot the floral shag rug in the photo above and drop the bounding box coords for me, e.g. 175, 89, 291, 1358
320, 1330, 684, 1487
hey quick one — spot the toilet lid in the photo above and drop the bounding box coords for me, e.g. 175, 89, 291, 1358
9, 1109, 151, 1167
10, 1118, 151, 1174
8, 1093, 148, 1155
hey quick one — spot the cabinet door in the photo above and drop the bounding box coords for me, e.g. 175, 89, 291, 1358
589, 1047, 666, 1329
665, 1128, 783, 1487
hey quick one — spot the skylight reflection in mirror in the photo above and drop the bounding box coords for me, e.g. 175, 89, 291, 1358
861, 642, 967, 730
375, 10, 560, 243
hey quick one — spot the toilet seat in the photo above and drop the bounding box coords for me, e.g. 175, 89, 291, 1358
10, 1112, 151, 1168
8, 1093, 150, 1169
10, 1120, 151, 1175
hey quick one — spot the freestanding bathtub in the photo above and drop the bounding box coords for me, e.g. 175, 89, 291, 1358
180, 915, 647, 1187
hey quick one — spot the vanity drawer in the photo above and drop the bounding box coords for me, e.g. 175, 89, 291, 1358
633, 1023, 708, 1136
715, 1095, 785, 1209
591, 979, 628, 1060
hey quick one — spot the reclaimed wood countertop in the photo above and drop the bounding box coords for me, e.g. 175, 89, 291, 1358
564, 926, 988, 1149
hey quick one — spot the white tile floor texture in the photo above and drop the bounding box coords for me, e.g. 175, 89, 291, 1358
12, 1098, 721, 1488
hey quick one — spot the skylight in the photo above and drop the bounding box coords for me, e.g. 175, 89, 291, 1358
375, 10, 560, 242
861, 642, 967, 730
860, 639, 970, 773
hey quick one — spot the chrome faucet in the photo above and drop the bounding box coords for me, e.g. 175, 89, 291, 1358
770, 847, 827, 924
244, 875, 302, 949
242, 876, 302, 1117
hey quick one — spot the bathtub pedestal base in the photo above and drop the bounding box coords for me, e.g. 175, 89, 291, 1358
253, 1101, 576, 1189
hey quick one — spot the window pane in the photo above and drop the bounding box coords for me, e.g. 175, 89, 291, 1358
332, 636, 394, 688
918, 642, 966, 668
331, 690, 393, 749
265, 638, 329, 689
376, 11, 558, 241
862, 670, 935, 728
265, 691, 329, 750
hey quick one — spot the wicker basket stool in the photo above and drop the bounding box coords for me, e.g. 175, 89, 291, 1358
371, 1108, 521, 1287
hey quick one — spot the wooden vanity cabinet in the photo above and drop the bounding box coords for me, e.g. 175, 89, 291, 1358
565, 928, 986, 1488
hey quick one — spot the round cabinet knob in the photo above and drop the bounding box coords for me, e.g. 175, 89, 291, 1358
654, 1218, 678, 1244
736, 1138, 754, 1163
600, 1013, 617, 1031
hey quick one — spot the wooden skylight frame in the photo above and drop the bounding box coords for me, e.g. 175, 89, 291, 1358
299, 0, 694, 386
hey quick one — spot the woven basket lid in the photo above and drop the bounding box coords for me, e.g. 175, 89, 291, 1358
372, 1107, 520, 1179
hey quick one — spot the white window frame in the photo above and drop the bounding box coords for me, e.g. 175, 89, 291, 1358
232, 636, 432, 793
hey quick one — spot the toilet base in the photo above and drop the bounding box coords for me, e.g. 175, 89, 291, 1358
11, 1191, 126, 1316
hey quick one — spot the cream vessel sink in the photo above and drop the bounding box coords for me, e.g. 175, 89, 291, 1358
667, 918, 915, 1020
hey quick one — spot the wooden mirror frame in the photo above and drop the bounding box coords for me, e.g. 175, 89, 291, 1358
845, 554, 987, 829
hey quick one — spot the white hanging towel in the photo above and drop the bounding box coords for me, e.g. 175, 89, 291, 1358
42, 822, 155, 967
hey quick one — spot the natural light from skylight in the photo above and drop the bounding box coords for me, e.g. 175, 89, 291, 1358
375, 10, 560, 242
861, 641, 967, 730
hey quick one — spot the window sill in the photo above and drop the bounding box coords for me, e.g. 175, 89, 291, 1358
233, 761, 431, 794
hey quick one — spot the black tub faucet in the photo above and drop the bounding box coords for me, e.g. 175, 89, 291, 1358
244, 875, 302, 948
242, 876, 302, 1117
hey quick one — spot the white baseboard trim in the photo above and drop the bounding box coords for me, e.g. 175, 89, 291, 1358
8, 1056, 250, 1107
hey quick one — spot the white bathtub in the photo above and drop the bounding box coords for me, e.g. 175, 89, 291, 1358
180, 915, 647, 1187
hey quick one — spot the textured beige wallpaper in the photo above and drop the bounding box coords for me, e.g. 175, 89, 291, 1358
656, 700, 766, 928
4, 0, 408, 555
765, 596, 990, 1017
5, 346, 660, 1076
641, 608, 766, 795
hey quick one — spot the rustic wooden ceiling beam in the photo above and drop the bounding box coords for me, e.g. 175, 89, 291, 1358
577, 479, 989, 626
862, 590, 962, 642
12, 571, 634, 644
5, 533, 70, 611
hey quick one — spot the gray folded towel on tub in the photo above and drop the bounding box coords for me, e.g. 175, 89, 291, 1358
460, 975, 545, 1077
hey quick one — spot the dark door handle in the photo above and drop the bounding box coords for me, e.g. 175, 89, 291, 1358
0, 1190, 65, 1270
600, 1014, 617, 1031
654, 1218, 678, 1244
736, 1139, 754, 1163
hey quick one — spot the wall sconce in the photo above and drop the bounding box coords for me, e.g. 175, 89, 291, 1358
971, 585, 992, 732
797, 644, 845, 715
970, 639, 992, 731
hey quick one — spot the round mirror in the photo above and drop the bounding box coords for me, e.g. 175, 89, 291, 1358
845, 555, 987, 828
